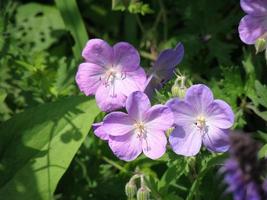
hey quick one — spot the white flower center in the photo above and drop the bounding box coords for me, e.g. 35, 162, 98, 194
195, 116, 208, 135
102, 68, 126, 97
134, 121, 150, 151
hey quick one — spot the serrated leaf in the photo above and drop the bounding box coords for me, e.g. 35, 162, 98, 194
255, 80, 267, 108
0, 96, 99, 200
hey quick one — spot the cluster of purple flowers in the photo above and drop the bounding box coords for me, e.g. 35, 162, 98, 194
75, 38, 235, 161
221, 133, 267, 200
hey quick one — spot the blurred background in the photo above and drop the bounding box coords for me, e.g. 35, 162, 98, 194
1, 0, 267, 199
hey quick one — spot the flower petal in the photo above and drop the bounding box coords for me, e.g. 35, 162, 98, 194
169, 125, 202, 156
113, 42, 140, 72
240, 0, 267, 16
95, 83, 126, 112
92, 122, 109, 140
82, 39, 113, 66
166, 98, 196, 126
142, 130, 167, 159
75, 63, 103, 95
153, 43, 184, 82
144, 105, 174, 131
185, 84, 214, 113
108, 132, 142, 161
126, 91, 151, 121
143, 75, 162, 99
102, 112, 134, 136
202, 126, 230, 152
116, 68, 147, 97
206, 100, 234, 129
239, 15, 267, 45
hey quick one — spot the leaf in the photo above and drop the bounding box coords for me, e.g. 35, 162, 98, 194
255, 80, 267, 108
259, 144, 267, 158
0, 96, 99, 200
247, 104, 267, 122
15, 3, 65, 52
55, 0, 89, 61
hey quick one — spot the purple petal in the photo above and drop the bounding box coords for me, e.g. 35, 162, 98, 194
153, 43, 184, 82
116, 68, 147, 97
142, 130, 167, 159
126, 91, 151, 121
143, 75, 162, 99
239, 15, 267, 45
206, 99, 234, 129
95, 83, 127, 112
102, 112, 134, 136
203, 126, 230, 152
144, 105, 174, 131
92, 122, 109, 141
108, 132, 142, 161
185, 84, 214, 113
113, 42, 140, 72
82, 39, 113, 66
166, 98, 196, 126
240, 0, 267, 16
75, 63, 103, 96
169, 125, 202, 156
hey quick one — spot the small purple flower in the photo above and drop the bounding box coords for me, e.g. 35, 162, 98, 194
239, 0, 267, 45
167, 84, 234, 156
144, 43, 184, 97
76, 39, 147, 112
101, 91, 174, 161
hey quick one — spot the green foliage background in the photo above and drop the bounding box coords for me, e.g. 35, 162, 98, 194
0, 0, 267, 199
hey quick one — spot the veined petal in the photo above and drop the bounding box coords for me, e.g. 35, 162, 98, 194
108, 132, 142, 161
239, 15, 267, 45
144, 105, 174, 131
241, 0, 267, 16
116, 68, 147, 97
75, 63, 104, 96
102, 112, 134, 136
203, 126, 230, 152
95, 83, 127, 112
206, 100, 234, 129
126, 91, 151, 121
185, 84, 214, 113
82, 39, 113, 67
92, 122, 109, 141
169, 125, 202, 156
166, 99, 196, 126
142, 130, 167, 159
113, 42, 140, 72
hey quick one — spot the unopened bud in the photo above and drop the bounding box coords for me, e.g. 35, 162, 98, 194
125, 181, 137, 198
137, 186, 150, 200
255, 38, 267, 54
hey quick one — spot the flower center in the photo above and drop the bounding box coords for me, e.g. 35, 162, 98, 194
102, 68, 126, 97
195, 116, 206, 130
134, 121, 150, 151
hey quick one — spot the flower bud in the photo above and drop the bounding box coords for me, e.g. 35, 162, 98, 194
137, 186, 150, 200
255, 37, 267, 54
125, 181, 137, 199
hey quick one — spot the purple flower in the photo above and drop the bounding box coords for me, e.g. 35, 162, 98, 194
76, 39, 147, 112
167, 84, 234, 156
239, 0, 267, 45
101, 91, 174, 161
144, 43, 184, 97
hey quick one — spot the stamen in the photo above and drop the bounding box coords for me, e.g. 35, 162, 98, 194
134, 121, 150, 151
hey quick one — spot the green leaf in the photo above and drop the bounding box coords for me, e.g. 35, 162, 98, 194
247, 104, 267, 121
55, 0, 88, 61
0, 96, 99, 200
255, 80, 267, 108
15, 3, 65, 52
259, 144, 267, 158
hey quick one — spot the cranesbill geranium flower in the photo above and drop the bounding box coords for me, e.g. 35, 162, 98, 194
76, 39, 147, 112
239, 0, 267, 46
144, 43, 184, 97
167, 84, 234, 156
92, 122, 109, 141
102, 91, 174, 161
